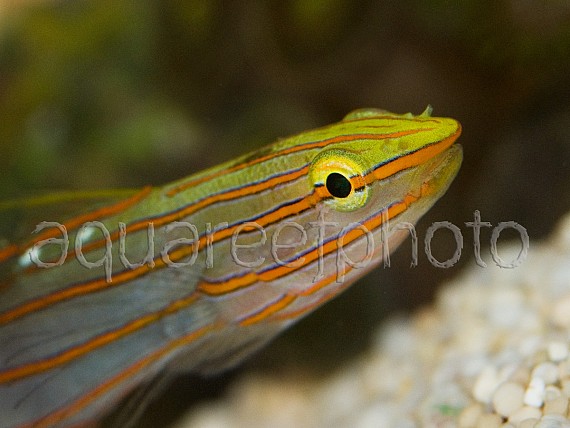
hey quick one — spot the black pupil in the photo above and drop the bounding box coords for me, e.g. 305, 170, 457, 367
326, 173, 352, 198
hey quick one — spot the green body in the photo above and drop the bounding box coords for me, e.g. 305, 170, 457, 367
0, 108, 462, 427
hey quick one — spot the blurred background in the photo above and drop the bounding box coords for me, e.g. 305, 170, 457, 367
1, 1, 570, 426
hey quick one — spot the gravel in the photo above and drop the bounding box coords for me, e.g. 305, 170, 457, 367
175, 213, 570, 428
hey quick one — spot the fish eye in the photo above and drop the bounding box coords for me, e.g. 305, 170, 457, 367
309, 149, 370, 212
326, 172, 352, 198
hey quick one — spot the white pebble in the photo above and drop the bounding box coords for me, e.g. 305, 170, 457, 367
548, 342, 569, 362
476, 413, 503, 428
534, 414, 570, 428
518, 419, 540, 428
458, 403, 483, 428
561, 379, 570, 397
543, 396, 569, 416
492, 382, 525, 417
473, 366, 500, 404
508, 405, 543, 424
353, 402, 405, 428
524, 377, 546, 407
545, 385, 563, 402
533, 362, 561, 385
510, 366, 531, 386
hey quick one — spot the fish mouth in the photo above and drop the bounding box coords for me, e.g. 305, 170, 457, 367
416, 143, 463, 202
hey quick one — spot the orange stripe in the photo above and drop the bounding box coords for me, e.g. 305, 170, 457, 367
166, 129, 423, 196
279, 184, 441, 322
274, 277, 348, 322
26, 166, 310, 271
0, 293, 200, 383
0, 187, 152, 266
273, 299, 325, 322
2, 129, 447, 324
28, 187, 152, 246
300, 269, 344, 297
366, 128, 461, 183
0, 194, 317, 325
54, 129, 422, 262
0, 184, 347, 324
21, 128, 428, 272
272, 200, 425, 321
276, 238, 382, 322
239, 294, 297, 326
197, 135, 459, 296
0, 187, 324, 383
267, 220, 390, 322
0, 244, 18, 264
24, 322, 221, 428
0, 263, 155, 324
198, 190, 422, 296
